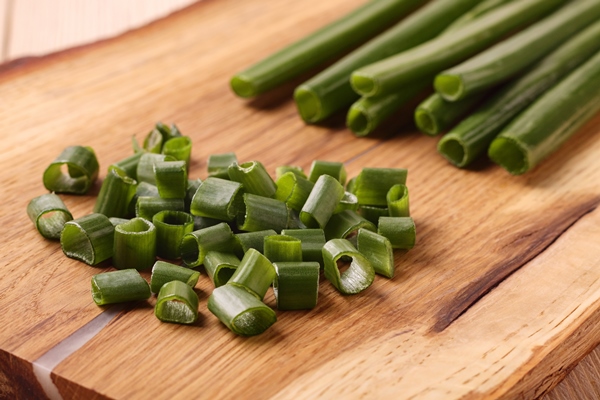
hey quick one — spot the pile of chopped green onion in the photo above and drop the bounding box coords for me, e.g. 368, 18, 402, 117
27, 123, 416, 336
231, 0, 600, 175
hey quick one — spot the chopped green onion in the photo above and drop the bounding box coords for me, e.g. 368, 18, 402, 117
322, 238, 374, 294
307, 160, 346, 185
155, 280, 199, 324
94, 168, 138, 218
154, 160, 187, 199
378, 216, 416, 249
180, 222, 237, 267
193, 216, 223, 231
274, 171, 314, 212
324, 210, 376, 240
234, 229, 278, 257
109, 152, 143, 180
207, 284, 276, 336
351, 0, 565, 97
273, 261, 320, 310
264, 235, 303, 263
230, 0, 423, 98
488, 48, 600, 175
152, 211, 194, 260
27, 193, 73, 240
434, 1, 600, 101
356, 228, 395, 278
185, 178, 202, 211
275, 165, 306, 180
237, 193, 290, 233
91, 269, 151, 306
204, 251, 240, 288
113, 217, 156, 270
228, 161, 277, 198
208, 152, 237, 179
228, 248, 276, 300
150, 261, 200, 294
135, 197, 185, 220
190, 177, 243, 221
334, 191, 359, 214
300, 174, 345, 229
143, 128, 164, 153
130, 183, 159, 216
350, 167, 407, 206
61, 213, 114, 265
162, 136, 192, 168
136, 153, 175, 185
414, 92, 483, 136
281, 228, 326, 266
155, 122, 182, 141
109, 217, 129, 227
386, 184, 410, 217
43, 146, 99, 194
357, 205, 389, 225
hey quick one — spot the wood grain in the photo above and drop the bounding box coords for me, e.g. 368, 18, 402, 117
0, 0, 599, 398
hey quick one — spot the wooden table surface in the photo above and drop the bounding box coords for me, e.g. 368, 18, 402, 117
1, 1, 600, 398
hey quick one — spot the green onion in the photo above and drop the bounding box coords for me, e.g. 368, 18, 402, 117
273, 261, 320, 310
230, 0, 424, 98
190, 177, 244, 221
334, 191, 359, 213
274, 171, 314, 212
155, 280, 199, 324
357, 205, 389, 225
300, 174, 345, 229
234, 229, 278, 257
61, 213, 114, 265
150, 260, 200, 294
228, 161, 277, 198
155, 122, 182, 141
324, 210, 376, 241
207, 284, 276, 336
351, 0, 565, 98
378, 216, 416, 249
386, 184, 410, 217
94, 168, 138, 218
109, 217, 129, 227
322, 238, 374, 294
356, 228, 395, 278
442, 0, 515, 33
237, 193, 290, 233
275, 165, 306, 180
135, 197, 185, 220
180, 222, 237, 267
185, 178, 202, 211
136, 153, 175, 185
414, 92, 484, 136
154, 160, 187, 199
488, 49, 600, 175
307, 160, 346, 185
43, 146, 99, 194
281, 228, 326, 266
264, 235, 303, 263
136, 182, 160, 198
162, 136, 192, 168
203, 251, 240, 288
208, 152, 237, 179
350, 167, 407, 206
113, 217, 156, 270
438, 19, 600, 167
109, 152, 143, 180
228, 248, 276, 300
347, 82, 428, 136
27, 193, 73, 240
91, 269, 151, 306
152, 211, 194, 260
143, 128, 164, 153
295, 0, 482, 123
435, 1, 600, 101
192, 216, 223, 231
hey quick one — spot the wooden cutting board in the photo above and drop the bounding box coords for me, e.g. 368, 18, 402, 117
1, 0, 600, 398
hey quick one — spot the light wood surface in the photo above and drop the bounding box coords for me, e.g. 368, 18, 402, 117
1, 0, 600, 398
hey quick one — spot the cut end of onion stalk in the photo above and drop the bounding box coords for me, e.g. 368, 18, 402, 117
488, 136, 529, 175
294, 85, 322, 123
346, 105, 372, 137
414, 108, 438, 136
437, 135, 468, 168
230, 74, 258, 98
350, 72, 378, 97
434, 74, 464, 101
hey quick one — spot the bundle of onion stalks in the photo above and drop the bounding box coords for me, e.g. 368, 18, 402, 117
231, 0, 600, 175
